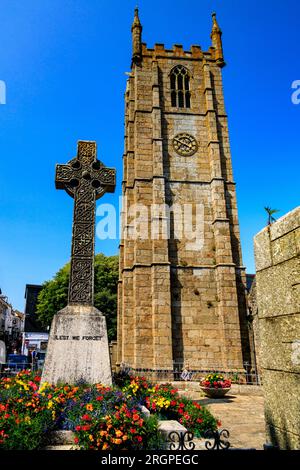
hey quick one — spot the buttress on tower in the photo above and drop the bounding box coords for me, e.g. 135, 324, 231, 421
117, 9, 250, 374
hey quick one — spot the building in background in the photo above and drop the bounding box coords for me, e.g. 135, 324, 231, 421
0, 292, 8, 340
0, 290, 24, 354
23, 284, 48, 357
24, 284, 44, 332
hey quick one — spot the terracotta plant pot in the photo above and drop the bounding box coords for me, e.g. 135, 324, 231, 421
199, 386, 231, 398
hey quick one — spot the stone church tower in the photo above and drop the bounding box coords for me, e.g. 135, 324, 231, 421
117, 9, 250, 374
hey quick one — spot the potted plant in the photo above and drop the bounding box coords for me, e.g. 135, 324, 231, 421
199, 373, 231, 398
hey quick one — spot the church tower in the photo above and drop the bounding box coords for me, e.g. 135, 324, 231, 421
117, 9, 250, 374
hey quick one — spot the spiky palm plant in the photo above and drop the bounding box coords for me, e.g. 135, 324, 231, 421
264, 207, 279, 226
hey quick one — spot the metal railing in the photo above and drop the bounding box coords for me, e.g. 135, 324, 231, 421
0, 362, 38, 378
118, 362, 261, 386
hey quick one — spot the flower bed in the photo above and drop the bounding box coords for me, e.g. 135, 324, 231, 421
0, 371, 218, 450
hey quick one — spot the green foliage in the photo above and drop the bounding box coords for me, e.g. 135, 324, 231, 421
264, 206, 280, 225
1, 416, 52, 450
142, 415, 166, 451
36, 265, 69, 327
36, 253, 119, 341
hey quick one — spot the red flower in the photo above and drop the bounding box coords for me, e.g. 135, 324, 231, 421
194, 403, 201, 409
132, 413, 140, 421
136, 436, 142, 442
75, 425, 81, 431
170, 400, 177, 406
29, 381, 38, 391
82, 414, 92, 421
82, 425, 91, 431
130, 428, 136, 434
34, 376, 41, 382
96, 396, 103, 401
74, 437, 79, 444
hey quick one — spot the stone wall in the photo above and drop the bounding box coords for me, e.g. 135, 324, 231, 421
109, 341, 118, 373
248, 278, 261, 377
254, 206, 300, 449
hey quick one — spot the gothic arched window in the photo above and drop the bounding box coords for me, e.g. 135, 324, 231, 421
170, 65, 191, 108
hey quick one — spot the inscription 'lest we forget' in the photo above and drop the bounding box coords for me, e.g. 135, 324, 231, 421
53, 335, 103, 341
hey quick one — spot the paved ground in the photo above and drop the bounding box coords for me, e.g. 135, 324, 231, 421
179, 389, 266, 450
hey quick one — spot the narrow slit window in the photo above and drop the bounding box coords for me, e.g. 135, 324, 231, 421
170, 65, 191, 108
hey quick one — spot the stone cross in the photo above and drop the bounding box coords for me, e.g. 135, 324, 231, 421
55, 140, 116, 306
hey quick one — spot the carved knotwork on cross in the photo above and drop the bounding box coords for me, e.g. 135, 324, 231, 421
55, 140, 116, 305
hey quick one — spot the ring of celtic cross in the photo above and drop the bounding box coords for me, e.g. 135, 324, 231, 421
56, 157, 115, 200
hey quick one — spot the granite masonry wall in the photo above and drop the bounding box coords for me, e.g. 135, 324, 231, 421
254, 206, 300, 449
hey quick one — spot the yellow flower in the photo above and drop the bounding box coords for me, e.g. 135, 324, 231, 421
38, 382, 50, 394
89, 434, 94, 442
47, 400, 54, 409
102, 443, 109, 450
86, 404, 93, 411
115, 430, 123, 438
24, 416, 31, 424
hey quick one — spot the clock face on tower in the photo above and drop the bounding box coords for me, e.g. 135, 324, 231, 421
172, 133, 198, 156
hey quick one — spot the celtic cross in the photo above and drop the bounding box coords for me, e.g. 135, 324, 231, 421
55, 140, 116, 306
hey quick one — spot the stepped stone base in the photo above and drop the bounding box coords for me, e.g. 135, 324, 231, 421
41, 305, 112, 386
44, 422, 188, 450
158, 420, 187, 439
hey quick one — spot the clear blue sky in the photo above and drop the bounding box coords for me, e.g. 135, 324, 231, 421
0, 0, 299, 310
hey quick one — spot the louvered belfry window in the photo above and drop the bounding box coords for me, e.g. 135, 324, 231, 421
170, 65, 191, 108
